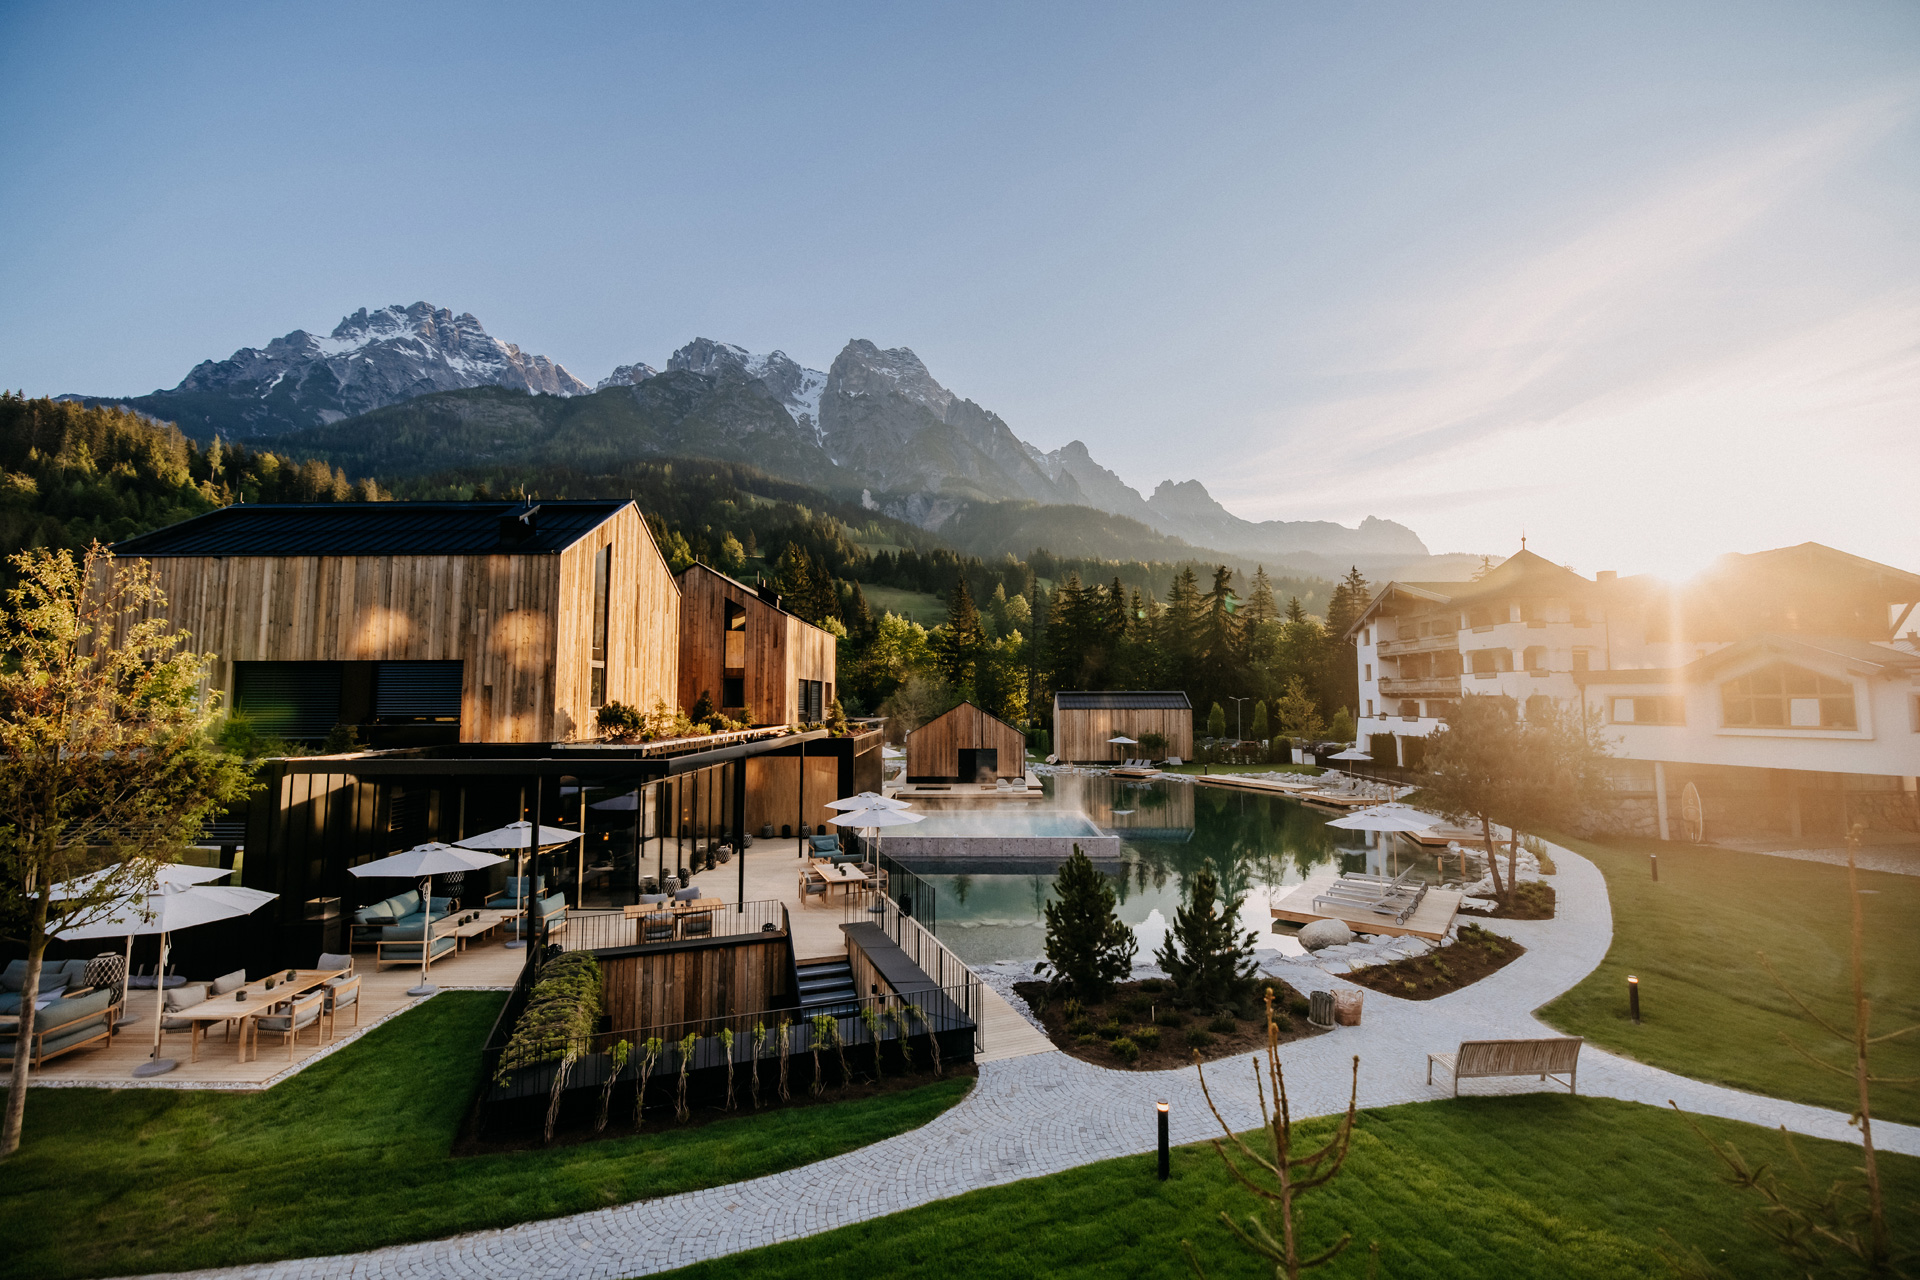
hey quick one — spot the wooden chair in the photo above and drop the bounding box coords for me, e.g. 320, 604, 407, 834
798, 868, 829, 905
679, 909, 714, 939
322, 974, 361, 1040
256, 989, 326, 1059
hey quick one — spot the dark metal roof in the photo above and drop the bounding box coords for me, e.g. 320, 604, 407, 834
1053, 691, 1193, 711
112, 500, 632, 558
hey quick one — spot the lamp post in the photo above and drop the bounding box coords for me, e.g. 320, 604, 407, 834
1157, 1100, 1170, 1180
1628, 974, 1641, 1024
1227, 696, 1249, 744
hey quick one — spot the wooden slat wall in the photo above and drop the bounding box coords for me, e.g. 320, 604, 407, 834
556, 506, 681, 740
904, 702, 1028, 779
1054, 705, 1195, 762
744, 755, 841, 834
110, 505, 680, 745
599, 937, 791, 1032
675, 564, 836, 725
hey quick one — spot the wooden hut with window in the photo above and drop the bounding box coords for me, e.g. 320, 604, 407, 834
905, 701, 1028, 782
1052, 691, 1194, 763
108, 499, 680, 745
675, 562, 837, 726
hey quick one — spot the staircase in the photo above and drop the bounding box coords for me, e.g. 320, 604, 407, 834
794, 958, 859, 1017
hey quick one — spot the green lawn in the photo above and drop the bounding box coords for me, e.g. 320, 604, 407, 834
661, 1095, 1918, 1279
858, 584, 948, 626
0, 992, 973, 1280
1539, 832, 1920, 1125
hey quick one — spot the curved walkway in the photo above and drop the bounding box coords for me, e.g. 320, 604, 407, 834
130, 841, 1919, 1280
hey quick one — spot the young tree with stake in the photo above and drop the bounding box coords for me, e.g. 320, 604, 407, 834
0, 544, 254, 1158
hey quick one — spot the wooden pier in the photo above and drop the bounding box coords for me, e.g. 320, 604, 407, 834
1270, 874, 1462, 941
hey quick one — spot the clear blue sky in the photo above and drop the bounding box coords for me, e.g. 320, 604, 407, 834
2, 1, 1915, 575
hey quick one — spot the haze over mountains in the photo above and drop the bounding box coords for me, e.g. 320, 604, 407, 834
70, 301, 1452, 574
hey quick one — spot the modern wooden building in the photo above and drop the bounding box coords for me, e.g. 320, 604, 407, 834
109, 499, 680, 745
905, 701, 1028, 782
1053, 691, 1194, 763
675, 562, 837, 727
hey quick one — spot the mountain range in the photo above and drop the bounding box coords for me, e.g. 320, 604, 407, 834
69, 302, 1437, 570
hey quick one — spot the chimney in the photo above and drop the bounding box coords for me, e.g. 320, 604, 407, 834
1595, 570, 1617, 583
498, 503, 541, 542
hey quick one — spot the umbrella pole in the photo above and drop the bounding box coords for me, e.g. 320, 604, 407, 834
132, 932, 176, 1077
505, 849, 527, 949
410, 874, 437, 997
116, 934, 137, 1027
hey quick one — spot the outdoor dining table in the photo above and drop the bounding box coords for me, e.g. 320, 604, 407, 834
165, 966, 348, 1063
809, 861, 869, 895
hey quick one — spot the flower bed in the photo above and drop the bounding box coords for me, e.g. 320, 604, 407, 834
1341, 924, 1524, 1001
1011, 977, 1325, 1071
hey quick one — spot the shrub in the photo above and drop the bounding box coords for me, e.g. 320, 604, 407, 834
1122, 995, 1152, 1019
494, 951, 602, 1085
1062, 997, 1083, 1020
1067, 1015, 1094, 1036
596, 701, 644, 738
1287, 997, 1311, 1019
1076, 1033, 1099, 1047
1137, 977, 1166, 994
1155, 1010, 1185, 1028
1134, 1026, 1162, 1050
1097, 1018, 1124, 1040
1207, 1013, 1237, 1034
1109, 1036, 1140, 1063
1186, 1028, 1214, 1048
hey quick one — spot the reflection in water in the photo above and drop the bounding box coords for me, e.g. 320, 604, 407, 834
911, 776, 1443, 965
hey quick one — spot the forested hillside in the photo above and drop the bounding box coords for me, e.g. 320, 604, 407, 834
0, 394, 383, 567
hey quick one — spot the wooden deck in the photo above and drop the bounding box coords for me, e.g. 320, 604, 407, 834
1270, 873, 1462, 941
2, 940, 526, 1089
1191, 774, 1321, 797
888, 772, 1045, 802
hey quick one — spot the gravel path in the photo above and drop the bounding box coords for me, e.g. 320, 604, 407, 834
121, 840, 1918, 1280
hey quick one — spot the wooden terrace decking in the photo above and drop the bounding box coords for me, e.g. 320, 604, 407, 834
1270, 873, 1462, 941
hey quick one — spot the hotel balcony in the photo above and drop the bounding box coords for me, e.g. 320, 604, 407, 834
1376, 631, 1460, 657
1379, 675, 1462, 698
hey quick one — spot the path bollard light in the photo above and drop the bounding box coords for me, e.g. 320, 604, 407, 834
1157, 1101, 1170, 1180
1628, 975, 1641, 1024
1650, 853, 1659, 881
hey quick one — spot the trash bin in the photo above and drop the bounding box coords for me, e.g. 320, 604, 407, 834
1334, 989, 1364, 1026
1309, 990, 1335, 1029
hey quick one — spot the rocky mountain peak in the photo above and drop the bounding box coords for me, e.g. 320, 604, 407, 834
826, 339, 954, 419
596, 362, 659, 391
667, 338, 826, 434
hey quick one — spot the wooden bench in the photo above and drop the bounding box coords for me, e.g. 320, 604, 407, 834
1427, 1036, 1582, 1096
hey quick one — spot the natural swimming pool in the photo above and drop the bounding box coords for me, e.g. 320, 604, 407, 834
894, 772, 1445, 965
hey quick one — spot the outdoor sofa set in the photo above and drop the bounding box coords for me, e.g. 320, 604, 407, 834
352, 878, 565, 971
0, 959, 121, 1069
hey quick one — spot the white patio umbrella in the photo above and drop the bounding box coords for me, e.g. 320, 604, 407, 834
53, 880, 278, 1077
589, 791, 640, 810
826, 802, 923, 872
1107, 734, 1138, 764
51, 860, 233, 1026
1323, 804, 1436, 833
455, 821, 582, 949
824, 792, 912, 811
351, 842, 505, 996
1327, 748, 1372, 761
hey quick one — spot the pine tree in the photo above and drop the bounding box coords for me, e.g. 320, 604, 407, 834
1249, 700, 1269, 741
1208, 701, 1227, 739
1155, 868, 1258, 1013
936, 574, 987, 695
1243, 566, 1278, 627
1285, 595, 1307, 625
1041, 846, 1137, 999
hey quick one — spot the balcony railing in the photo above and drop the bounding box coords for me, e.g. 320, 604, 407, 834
558, 900, 789, 953
1376, 632, 1460, 657
1379, 675, 1462, 697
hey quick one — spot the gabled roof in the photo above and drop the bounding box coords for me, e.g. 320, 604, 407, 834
1054, 691, 1193, 711
909, 699, 1026, 737
675, 561, 836, 638
1718, 543, 1920, 599
113, 500, 634, 558
1347, 550, 1594, 638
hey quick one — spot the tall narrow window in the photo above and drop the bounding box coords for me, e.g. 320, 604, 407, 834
589, 543, 611, 709
722, 600, 747, 710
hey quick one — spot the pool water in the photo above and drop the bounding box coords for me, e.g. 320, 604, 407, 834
897, 773, 1445, 966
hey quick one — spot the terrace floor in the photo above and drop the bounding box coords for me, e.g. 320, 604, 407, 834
2, 940, 524, 1090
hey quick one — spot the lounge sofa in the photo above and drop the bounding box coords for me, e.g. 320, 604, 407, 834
0, 986, 117, 1068
0, 958, 95, 1016
374, 919, 459, 970
351, 888, 456, 947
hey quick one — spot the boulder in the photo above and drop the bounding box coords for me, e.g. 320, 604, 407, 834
1298, 919, 1354, 951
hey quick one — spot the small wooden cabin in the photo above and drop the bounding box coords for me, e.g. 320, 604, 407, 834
905, 701, 1028, 782
675, 562, 838, 727
1053, 691, 1194, 763
109, 499, 680, 745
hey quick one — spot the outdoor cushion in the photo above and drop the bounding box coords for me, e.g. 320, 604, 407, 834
379, 935, 456, 961
316, 952, 353, 973
534, 891, 567, 917
0, 960, 27, 992
392, 889, 422, 917
36, 987, 113, 1032
211, 969, 247, 996
809, 834, 840, 852
637, 893, 669, 906
382, 920, 434, 941
163, 982, 211, 1012
504, 876, 546, 901
672, 885, 702, 902
355, 899, 402, 925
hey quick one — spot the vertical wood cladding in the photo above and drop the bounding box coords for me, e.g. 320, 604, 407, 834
904, 702, 1028, 780
113, 505, 679, 744
1053, 705, 1195, 762
598, 937, 792, 1032
675, 563, 836, 725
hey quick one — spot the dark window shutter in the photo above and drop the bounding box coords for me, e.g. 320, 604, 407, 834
234, 662, 343, 740
374, 661, 465, 721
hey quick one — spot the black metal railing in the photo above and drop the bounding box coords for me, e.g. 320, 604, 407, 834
844, 833, 938, 933
556, 900, 788, 953
841, 890, 981, 1043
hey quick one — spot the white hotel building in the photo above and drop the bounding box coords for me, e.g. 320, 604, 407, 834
1348, 545, 1920, 842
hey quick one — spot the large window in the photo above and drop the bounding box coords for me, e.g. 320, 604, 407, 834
722, 601, 747, 710
1721, 663, 1856, 730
